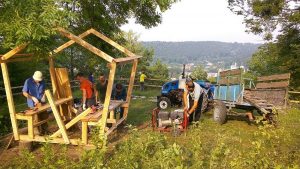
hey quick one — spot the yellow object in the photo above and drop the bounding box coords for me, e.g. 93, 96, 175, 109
140, 73, 146, 82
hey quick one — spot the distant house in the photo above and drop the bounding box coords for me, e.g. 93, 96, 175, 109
207, 72, 217, 78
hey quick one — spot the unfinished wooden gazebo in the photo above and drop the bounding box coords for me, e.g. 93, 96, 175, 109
0, 28, 141, 145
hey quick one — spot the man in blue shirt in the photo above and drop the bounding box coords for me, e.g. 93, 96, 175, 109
22, 71, 46, 107
111, 83, 127, 118
22, 71, 48, 134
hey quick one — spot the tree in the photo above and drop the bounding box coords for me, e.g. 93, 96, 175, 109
228, 0, 299, 40
190, 65, 207, 80
0, 0, 178, 83
229, 0, 300, 88
147, 60, 169, 79
0, 0, 178, 53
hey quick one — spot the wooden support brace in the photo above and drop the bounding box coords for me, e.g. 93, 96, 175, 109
57, 28, 114, 63
1, 63, 19, 140
45, 90, 70, 144
1, 43, 28, 60
51, 108, 92, 138
105, 116, 127, 136
90, 29, 135, 57
53, 29, 93, 54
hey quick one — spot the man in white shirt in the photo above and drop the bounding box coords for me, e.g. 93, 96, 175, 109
183, 78, 204, 122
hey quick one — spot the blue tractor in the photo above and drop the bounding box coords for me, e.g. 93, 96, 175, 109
157, 74, 215, 110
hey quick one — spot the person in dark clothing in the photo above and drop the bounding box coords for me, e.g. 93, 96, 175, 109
111, 83, 127, 118
95, 73, 108, 103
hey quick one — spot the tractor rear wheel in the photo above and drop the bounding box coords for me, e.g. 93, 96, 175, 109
158, 97, 171, 110
213, 100, 227, 124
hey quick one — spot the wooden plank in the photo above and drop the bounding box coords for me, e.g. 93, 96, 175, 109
219, 68, 242, 77
290, 100, 300, 103
33, 115, 55, 127
90, 29, 135, 57
100, 62, 116, 136
23, 97, 73, 116
19, 135, 80, 145
105, 116, 126, 136
81, 100, 125, 122
57, 28, 114, 63
55, 68, 74, 119
124, 59, 138, 117
1, 43, 28, 60
256, 81, 289, 89
288, 91, 300, 94
114, 55, 142, 64
218, 76, 241, 85
257, 73, 291, 82
53, 29, 93, 54
0, 57, 33, 63
49, 57, 59, 99
1, 63, 19, 140
51, 108, 92, 138
0, 53, 33, 57
45, 90, 70, 144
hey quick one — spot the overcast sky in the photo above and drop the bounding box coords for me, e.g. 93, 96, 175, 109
121, 0, 264, 43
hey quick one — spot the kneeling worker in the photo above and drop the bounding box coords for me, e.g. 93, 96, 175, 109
183, 78, 204, 122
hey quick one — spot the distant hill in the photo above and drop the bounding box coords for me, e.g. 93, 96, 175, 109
142, 41, 261, 70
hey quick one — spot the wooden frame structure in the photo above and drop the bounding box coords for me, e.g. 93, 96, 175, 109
0, 28, 141, 145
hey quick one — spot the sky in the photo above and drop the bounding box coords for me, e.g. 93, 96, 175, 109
121, 0, 264, 43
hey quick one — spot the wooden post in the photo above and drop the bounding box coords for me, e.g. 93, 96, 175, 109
28, 116, 34, 139
124, 59, 138, 117
100, 62, 116, 137
45, 90, 70, 144
82, 121, 88, 145
1, 63, 19, 140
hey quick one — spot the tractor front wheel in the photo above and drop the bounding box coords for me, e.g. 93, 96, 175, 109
158, 97, 171, 110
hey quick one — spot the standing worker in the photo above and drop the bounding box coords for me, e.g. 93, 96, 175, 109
22, 71, 48, 134
95, 73, 108, 103
183, 78, 204, 122
139, 71, 147, 91
76, 73, 96, 110
111, 83, 127, 118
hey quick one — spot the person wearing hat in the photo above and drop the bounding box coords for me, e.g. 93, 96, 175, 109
22, 71, 48, 134
182, 78, 204, 122
22, 71, 46, 107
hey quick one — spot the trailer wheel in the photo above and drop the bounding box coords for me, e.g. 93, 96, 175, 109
158, 97, 171, 110
213, 100, 227, 124
201, 93, 208, 113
